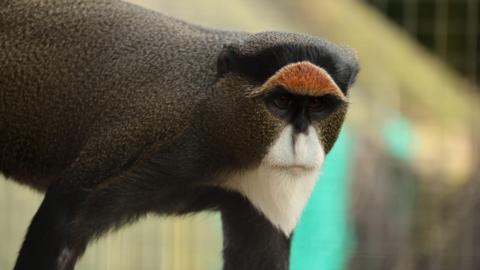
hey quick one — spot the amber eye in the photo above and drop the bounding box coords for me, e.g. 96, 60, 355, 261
273, 95, 292, 110
308, 97, 325, 111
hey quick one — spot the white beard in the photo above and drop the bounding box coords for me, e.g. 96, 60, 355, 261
221, 125, 325, 236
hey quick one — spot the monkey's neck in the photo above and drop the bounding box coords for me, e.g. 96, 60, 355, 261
221, 166, 319, 236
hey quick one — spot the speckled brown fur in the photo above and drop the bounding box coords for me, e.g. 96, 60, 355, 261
0, 1, 358, 270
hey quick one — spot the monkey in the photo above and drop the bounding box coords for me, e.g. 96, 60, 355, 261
0, 0, 359, 269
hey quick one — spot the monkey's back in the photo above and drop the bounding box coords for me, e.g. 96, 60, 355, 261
0, 0, 235, 189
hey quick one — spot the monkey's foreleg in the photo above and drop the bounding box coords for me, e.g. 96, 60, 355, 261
220, 195, 291, 270
13, 187, 88, 270
14, 179, 150, 270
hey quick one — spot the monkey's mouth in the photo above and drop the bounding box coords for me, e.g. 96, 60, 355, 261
269, 163, 318, 173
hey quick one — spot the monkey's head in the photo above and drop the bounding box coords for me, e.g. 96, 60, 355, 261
211, 32, 359, 234
213, 32, 358, 172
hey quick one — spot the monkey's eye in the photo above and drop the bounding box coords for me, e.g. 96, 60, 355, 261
308, 94, 345, 120
272, 95, 292, 110
307, 97, 326, 112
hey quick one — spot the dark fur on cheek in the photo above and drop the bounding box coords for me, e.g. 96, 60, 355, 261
316, 105, 348, 153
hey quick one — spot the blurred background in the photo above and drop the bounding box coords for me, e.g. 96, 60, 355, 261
1, 0, 479, 269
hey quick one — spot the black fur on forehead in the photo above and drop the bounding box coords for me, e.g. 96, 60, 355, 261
217, 32, 359, 94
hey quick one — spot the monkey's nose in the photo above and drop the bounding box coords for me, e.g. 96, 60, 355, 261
292, 114, 309, 134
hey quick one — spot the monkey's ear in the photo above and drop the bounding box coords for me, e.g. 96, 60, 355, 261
337, 48, 360, 94
342, 62, 360, 93
217, 45, 241, 78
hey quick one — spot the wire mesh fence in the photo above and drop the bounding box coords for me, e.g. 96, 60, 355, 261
364, 0, 479, 86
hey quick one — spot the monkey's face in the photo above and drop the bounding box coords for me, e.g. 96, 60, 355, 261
253, 61, 347, 176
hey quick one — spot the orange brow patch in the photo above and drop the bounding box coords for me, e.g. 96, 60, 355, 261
251, 61, 345, 99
